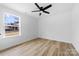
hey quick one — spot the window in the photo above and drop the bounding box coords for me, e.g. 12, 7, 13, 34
4, 13, 21, 37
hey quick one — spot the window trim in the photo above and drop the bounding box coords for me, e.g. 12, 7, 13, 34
3, 13, 21, 38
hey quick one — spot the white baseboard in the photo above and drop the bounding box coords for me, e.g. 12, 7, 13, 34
38, 36, 71, 43
72, 42, 79, 53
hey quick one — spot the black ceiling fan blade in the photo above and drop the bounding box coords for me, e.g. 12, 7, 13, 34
35, 3, 41, 9
32, 10, 40, 12
43, 11, 50, 14
43, 4, 52, 10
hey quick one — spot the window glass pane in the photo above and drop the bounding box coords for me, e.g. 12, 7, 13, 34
4, 14, 20, 37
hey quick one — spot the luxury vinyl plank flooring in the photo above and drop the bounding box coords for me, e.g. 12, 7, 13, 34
0, 38, 79, 56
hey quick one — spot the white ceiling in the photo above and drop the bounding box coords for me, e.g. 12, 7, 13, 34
0, 3, 73, 18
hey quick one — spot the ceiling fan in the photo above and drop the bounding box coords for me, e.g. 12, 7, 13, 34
32, 3, 52, 16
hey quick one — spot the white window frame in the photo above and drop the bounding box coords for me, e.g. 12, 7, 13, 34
3, 13, 21, 38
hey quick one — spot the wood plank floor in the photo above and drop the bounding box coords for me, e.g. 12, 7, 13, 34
0, 38, 79, 56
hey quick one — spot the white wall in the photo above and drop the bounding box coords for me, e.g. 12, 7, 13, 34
38, 4, 72, 43
72, 4, 79, 53
0, 5, 38, 50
